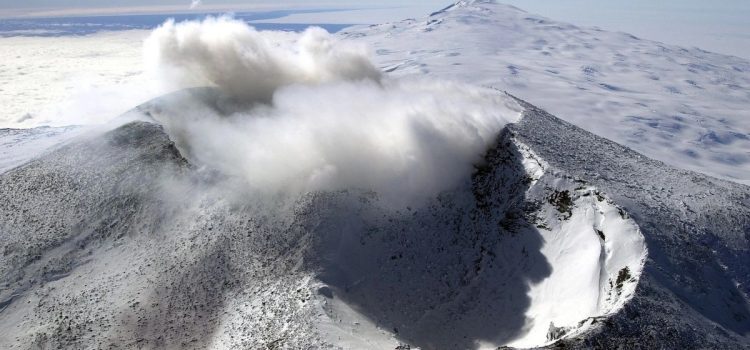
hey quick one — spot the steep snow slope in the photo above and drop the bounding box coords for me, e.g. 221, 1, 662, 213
344, 0, 750, 185
504, 142, 646, 348
509, 97, 750, 348
0, 89, 649, 349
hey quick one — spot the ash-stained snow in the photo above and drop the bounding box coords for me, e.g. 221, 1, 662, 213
345, 0, 750, 185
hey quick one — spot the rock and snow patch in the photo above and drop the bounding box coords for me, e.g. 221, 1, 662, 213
513, 189, 646, 346
507, 141, 647, 348
0, 101, 648, 350
282, 135, 647, 350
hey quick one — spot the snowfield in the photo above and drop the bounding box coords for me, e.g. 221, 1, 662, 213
346, 0, 750, 185
0, 1, 748, 349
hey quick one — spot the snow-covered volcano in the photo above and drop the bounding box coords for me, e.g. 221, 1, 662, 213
0, 88, 648, 349
0, 1, 749, 349
2, 87, 747, 349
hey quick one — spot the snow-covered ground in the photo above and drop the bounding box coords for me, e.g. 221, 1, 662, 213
493, 0, 750, 59
509, 98, 750, 348
504, 142, 646, 347
345, 1, 750, 185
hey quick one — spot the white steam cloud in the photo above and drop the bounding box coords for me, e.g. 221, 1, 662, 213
145, 17, 381, 102
189, 0, 202, 10
143, 17, 521, 205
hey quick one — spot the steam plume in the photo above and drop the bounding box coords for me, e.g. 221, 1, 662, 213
143, 17, 521, 205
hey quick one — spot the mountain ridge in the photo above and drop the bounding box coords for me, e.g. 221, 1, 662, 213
0, 91, 651, 349
1, 88, 747, 348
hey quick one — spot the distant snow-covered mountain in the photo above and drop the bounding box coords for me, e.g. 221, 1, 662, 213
346, 0, 750, 185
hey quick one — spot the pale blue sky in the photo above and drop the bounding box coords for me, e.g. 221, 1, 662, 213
499, 0, 750, 58
0, 0, 747, 58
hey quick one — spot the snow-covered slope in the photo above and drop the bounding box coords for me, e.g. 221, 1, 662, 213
0, 126, 81, 173
344, 0, 750, 185
510, 97, 750, 348
3, 86, 748, 349
0, 89, 655, 349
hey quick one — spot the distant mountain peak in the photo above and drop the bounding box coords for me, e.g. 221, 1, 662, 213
430, 0, 524, 17
455, 0, 497, 5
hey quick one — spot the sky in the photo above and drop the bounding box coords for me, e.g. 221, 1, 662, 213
0, 1, 448, 17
